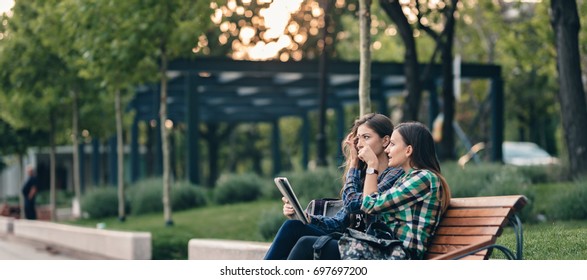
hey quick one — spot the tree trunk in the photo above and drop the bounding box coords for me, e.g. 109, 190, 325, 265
71, 89, 81, 218
49, 112, 57, 222
160, 48, 173, 226
17, 155, 23, 213
316, 0, 331, 167
380, 0, 421, 121
359, 0, 372, 115
439, 15, 456, 160
205, 123, 219, 187
115, 89, 126, 221
551, 0, 587, 177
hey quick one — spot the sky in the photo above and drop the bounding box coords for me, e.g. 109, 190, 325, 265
0, 0, 14, 15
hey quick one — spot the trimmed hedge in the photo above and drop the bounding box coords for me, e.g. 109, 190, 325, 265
128, 178, 208, 215
213, 173, 266, 204
80, 178, 208, 218
548, 178, 587, 220
81, 187, 128, 219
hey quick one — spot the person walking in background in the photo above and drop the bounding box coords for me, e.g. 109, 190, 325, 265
21, 165, 38, 220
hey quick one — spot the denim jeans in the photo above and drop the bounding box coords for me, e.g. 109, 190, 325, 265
287, 236, 340, 260
264, 220, 327, 260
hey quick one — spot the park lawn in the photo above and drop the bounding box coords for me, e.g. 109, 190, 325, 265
498, 220, 587, 260
67, 198, 587, 260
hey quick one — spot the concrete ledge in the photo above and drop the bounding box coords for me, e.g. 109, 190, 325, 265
188, 239, 270, 260
0, 216, 14, 234
13, 219, 151, 260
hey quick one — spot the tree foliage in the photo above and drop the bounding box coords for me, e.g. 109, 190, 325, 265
0, 1, 76, 220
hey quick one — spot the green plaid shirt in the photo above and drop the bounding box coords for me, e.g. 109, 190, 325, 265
361, 169, 443, 259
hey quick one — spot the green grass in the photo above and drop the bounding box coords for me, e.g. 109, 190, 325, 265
498, 221, 587, 260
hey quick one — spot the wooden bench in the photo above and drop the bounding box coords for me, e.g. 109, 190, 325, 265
425, 195, 528, 260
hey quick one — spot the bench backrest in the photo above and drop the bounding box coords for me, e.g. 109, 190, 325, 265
425, 195, 527, 260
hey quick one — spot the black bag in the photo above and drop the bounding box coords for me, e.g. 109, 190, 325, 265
312, 232, 342, 260
337, 222, 409, 260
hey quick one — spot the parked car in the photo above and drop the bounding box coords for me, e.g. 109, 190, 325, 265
502, 141, 560, 166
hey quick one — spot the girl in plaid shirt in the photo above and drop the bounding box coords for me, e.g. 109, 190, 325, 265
361, 121, 452, 259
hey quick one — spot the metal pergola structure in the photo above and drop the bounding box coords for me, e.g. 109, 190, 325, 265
113, 57, 503, 185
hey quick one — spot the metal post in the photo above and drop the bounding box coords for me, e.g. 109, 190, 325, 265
272, 119, 281, 175
491, 74, 504, 162
186, 73, 200, 184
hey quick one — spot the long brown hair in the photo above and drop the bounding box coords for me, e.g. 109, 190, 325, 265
340, 113, 394, 185
394, 122, 452, 214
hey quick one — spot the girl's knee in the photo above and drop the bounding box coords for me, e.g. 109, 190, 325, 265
281, 219, 305, 230
296, 236, 317, 247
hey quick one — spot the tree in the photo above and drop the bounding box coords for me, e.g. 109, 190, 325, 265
202, 0, 357, 170
0, 1, 71, 221
358, 0, 373, 115
415, 0, 459, 160
138, 0, 212, 225
71, 0, 213, 225
71, 0, 160, 222
379, 0, 422, 121
550, 0, 587, 176
31, 0, 110, 217
379, 0, 459, 158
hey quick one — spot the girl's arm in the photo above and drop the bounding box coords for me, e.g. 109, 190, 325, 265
361, 169, 437, 214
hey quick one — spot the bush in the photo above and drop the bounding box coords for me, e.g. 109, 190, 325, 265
151, 230, 193, 260
37, 190, 74, 208
172, 181, 208, 211
258, 207, 286, 241
442, 162, 504, 198
441, 162, 542, 222
128, 178, 208, 215
81, 187, 126, 219
127, 178, 163, 215
477, 167, 536, 222
213, 173, 266, 204
548, 179, 587, 221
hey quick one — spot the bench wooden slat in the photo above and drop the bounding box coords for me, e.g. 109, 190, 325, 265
427, 245, 488, 257
439, 217, 510, 227
431, 235, 495, 245
434, 226, 500, 236
426, 253, 486, 260
449, 195, 527, 211
443, 208, 512, 218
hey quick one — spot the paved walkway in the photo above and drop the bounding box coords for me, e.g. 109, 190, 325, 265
0, 235, 74, 260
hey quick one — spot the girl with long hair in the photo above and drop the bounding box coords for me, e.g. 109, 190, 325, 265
361, 121, 452, 259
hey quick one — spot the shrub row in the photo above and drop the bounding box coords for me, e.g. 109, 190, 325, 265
81, 179, 208, 219
547, 177, 587, 221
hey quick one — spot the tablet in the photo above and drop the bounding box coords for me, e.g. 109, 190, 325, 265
273, 177, 309, 224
